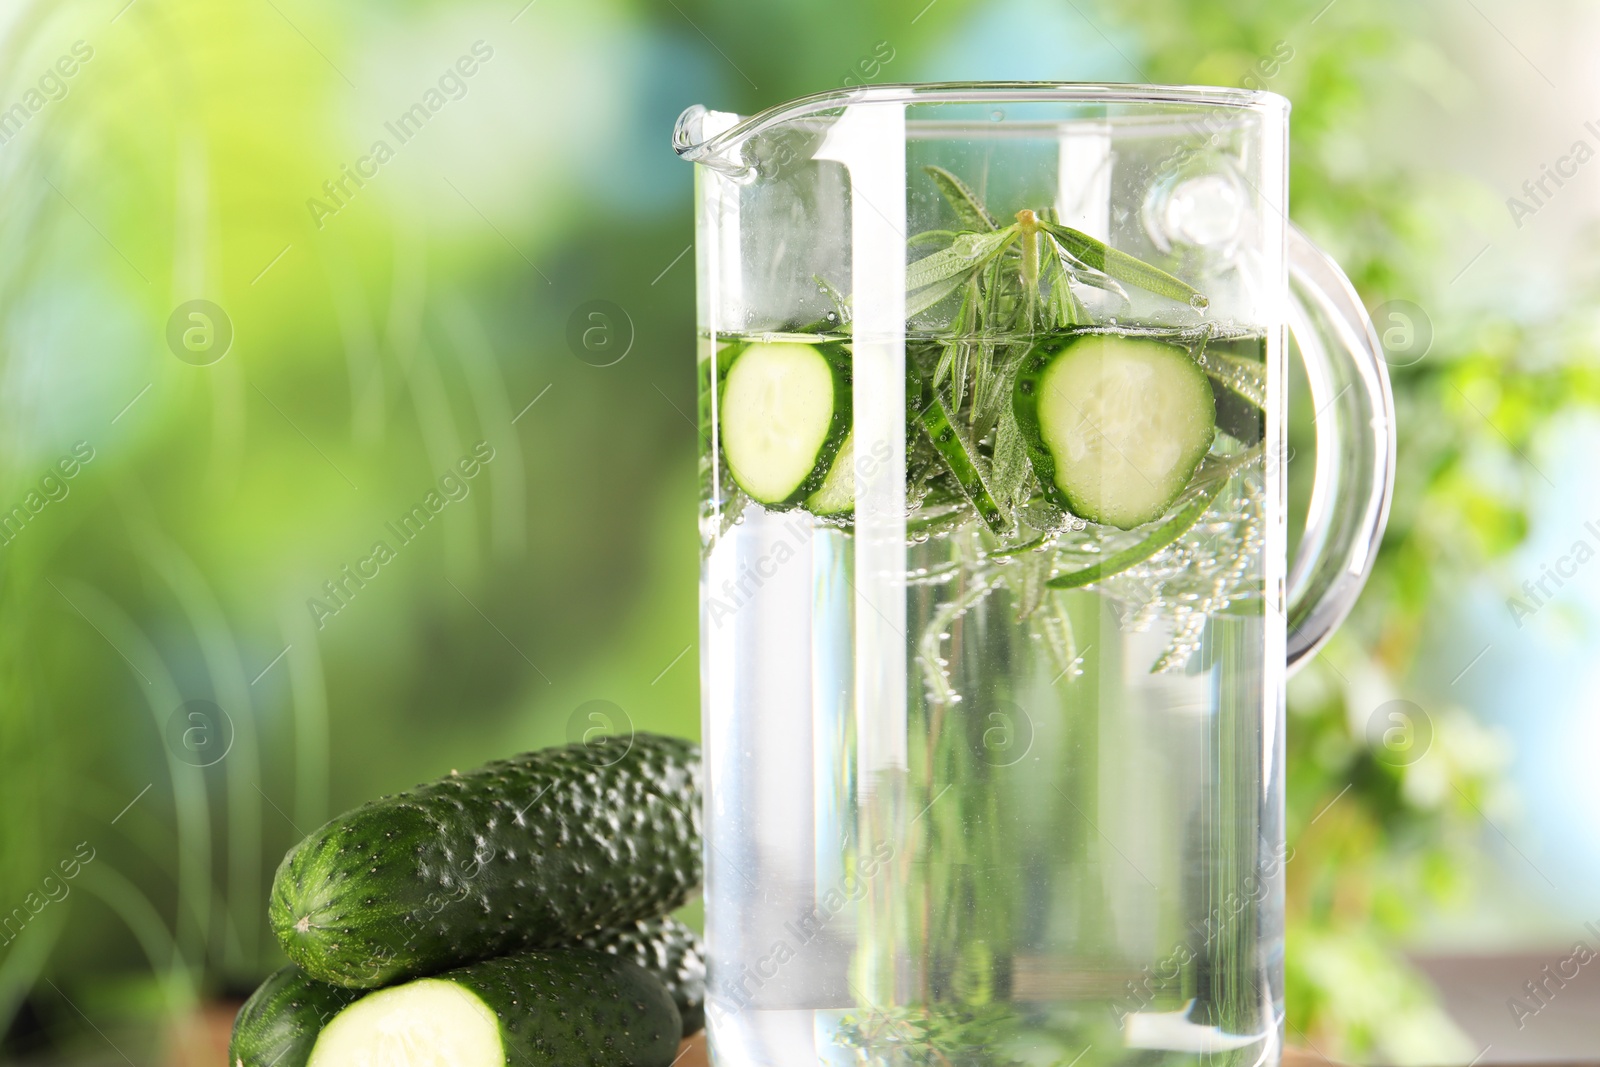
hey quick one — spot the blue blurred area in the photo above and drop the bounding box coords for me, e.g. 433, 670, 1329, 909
1420, 414, 1600, 930
915, 0, 1146, 83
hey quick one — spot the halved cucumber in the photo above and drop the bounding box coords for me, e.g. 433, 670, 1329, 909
305, 950, 680, 1067
231, 920, 707, 1067
719, 341, 851, 508
1013, 333, 1215, 529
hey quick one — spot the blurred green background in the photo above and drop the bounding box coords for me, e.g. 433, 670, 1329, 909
2, 0, 1598, 1063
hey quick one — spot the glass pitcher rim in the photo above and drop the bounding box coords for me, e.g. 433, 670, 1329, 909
673, 80, 1290, 167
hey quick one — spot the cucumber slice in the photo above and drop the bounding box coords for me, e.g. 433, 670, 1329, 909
1014, 333, 1215, 529
805, 432, 856, 516
1047, 455, 1239, 589
229, 965, 360, 1067
305, 950, 680, 1067
719, 341, 851, 508
270, 734, 701, 988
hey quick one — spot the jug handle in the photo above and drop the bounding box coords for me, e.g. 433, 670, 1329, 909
1284, 225, 1397, 672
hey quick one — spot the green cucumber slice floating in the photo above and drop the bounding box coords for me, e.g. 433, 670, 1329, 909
305, 951, 680, 1067
719, 340, 852, 508
1014, 333, 1216, 530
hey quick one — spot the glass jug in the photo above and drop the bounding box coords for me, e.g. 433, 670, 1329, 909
675, 83, 1393, 1067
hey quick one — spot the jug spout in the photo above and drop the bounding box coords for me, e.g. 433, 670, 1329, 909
672, 104, 753, 179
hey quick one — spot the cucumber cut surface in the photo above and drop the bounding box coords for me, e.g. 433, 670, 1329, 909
719, 341, 851, 508
1014, 333, 1215, 529
306, 951, 680, 1067
310, 979, 501, 1067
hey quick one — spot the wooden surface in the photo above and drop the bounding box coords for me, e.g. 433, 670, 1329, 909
674, 1034, 1347, 1066
676, 1033, 709, 1066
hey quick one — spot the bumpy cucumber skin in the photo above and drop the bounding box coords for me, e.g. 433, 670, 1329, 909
580, 916, 706, 1037
1012, 333, 1214, 529
718, 340, 854, 510
425, 951, 681, 1067
229, 965, 360, 1067
270, 734, 701, 989
233, 920, 707, 1062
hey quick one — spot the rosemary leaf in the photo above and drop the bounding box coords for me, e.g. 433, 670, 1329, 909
924, 164, 998, 231
907, 228, 1017, 293
909, 229, 963, 248
1039, 220, 1208, 309
990, 406, 1032, 519
1012, 549, 1050, 620
1048, 235, 1132, 309
1035, 591, 1080, 681
917, 391, 1007, 535
906, 270, 971, 317
933, 343, 955, 393
1042, 252, 1085, 328
950, 339, 971, 415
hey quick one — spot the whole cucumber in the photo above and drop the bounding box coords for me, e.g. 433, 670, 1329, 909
306, 950, 681, 1067
581, 916, 706, 1037
230, 918, 706, 1066
270, 733, 701, 988
228, 964, 359, 1067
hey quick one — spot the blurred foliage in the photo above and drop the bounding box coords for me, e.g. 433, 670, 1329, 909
1113, 0, 1600, 1061
0, 0, 1592, 1062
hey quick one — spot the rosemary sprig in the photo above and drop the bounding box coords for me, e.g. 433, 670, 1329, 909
743, 165, 1265, 644
1038, 219, 1209, 309
923, 164, 998, 232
